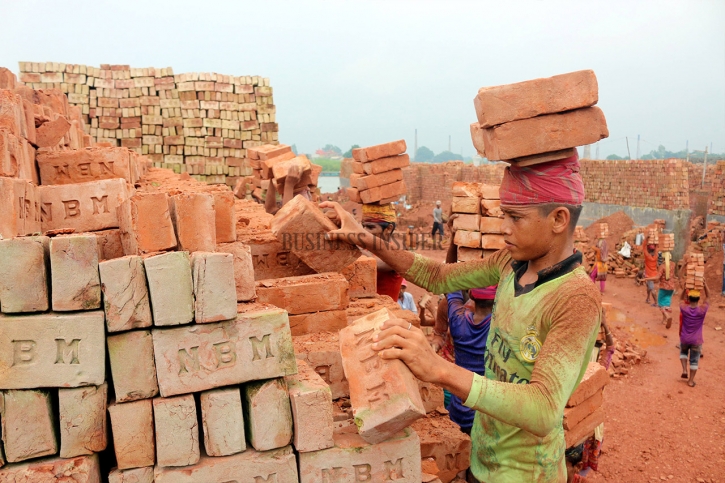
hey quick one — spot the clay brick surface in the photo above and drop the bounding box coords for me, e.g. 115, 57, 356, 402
417, 381, 445, 414
212, 191, 236, 243
109, 466, 154, 483
565, 406, 605, 448
360, 180, 407, 203
454, 230, 481, 248
0, 311, 105, 389
152, 307, 297, 397
362, 154, 410, 175
0, 91, 24, 136
356, 169, 404, 191
481, 107, 609, 161
470, 122, 486, 156
243, 378, 293, 451
50, 234, 101, 311
340, 255, 377, 298
200, 387, 246, 457
566, 362, 609, 407
118, 192, 177, 255
1, 389, 57, 463
481, 198, 502, 217
248, 143, 292, 161
352, 140, 407, 162
452, 213, 481, 232
0, 236, 49, 313
271, 194, 361, 273
451, 182, 480, 197
457, 246, 482, 262
563, 390, 603, 430
36, 115, 71, 148
58, 383, 108, 457
481, 234, 506, 250
0, 454, 100, 482
286, 360, 334, 452
191, 252, 237, 323
289, 309, 348, 337
243, 237, 315, 280
216, 241, 256, 301
340, 309, 426, 444
294, 331, 349, 400
95, 228, 125, 260
256, 273, 349, 315
479, 184, 500, 200
271, 154, 312, 180
169, 192, 216, 252
37, 147, 134, 185
479, 217, 503, 234
451, 196, 481, 214
99, 256, 153, 332
153, 394, 200, 467
0, 177, 40, 238
298, 426, 421, 483
39, 178, 130, 233
108, 330, 159, 402
108, 399, 155, 470
411, 414, 472, 483
474, 70, 598, 128
144, 251, 194, 326
153, 446, 299, 483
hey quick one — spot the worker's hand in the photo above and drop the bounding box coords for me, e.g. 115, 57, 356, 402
286, 164, 302, 184
430, 334, 445, 353
372, 317, 443, 383
447, 213, 459, 234
319, 201, 366, 246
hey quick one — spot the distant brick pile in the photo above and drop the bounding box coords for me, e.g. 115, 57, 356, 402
18, 61, 276, 186
709, 161, 725, 216
402, 161, 506, 204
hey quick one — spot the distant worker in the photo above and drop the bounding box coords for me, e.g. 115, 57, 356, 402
646, 251, 676, 328
432, 200, 444, 243
678, 283, 709, 387
642, 243, 659, 306
397, 280, 417, 313
590, 236, 608, 293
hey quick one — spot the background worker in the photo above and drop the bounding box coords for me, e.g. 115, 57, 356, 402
678, 283, 709, 387
397, 280, 417, 313
646, 252, 677, 328
642, 243, 659, 306
432, 200, 445, 243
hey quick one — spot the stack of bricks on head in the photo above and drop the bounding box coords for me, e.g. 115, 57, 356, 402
0, 67, 465, 483
684, 252, 705, 291
346, 139, 410, 204
451, 182, 504, 260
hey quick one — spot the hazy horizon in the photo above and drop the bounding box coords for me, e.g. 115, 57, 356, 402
1, 0, 723, 159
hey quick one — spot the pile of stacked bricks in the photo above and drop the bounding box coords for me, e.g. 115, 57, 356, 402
18, 61, 278, 187
691, 221, 724, 259
346, 139, 410, 204
450, 182, 505, 261
683, 252, 706, 291
563, 362, 609, 448
709, 161, 725, 216
470, 70, 608, 165
601, 303, 647, 378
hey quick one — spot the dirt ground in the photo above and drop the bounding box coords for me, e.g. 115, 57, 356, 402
404, 247, 725, 483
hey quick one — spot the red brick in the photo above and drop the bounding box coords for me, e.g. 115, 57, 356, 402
0, 68, 17, 89
261, 151, 295, 179
20, 99, 36, 145
563, 390, 603, 430
38, 147, 134, 185
346, 187, 361, 203
294, 331, 349, 400
0, 90, 24, 136
36, 115, 72, 148
479, 184, 500, 200
362, 154, 410, 175
340, 255, 377, 298
216, 241, 256, 301
565, 406, 605, 448
248, 143, 292, 161
271, 154, 312, 180
169, 192, 216, 252
0, 177, 40, 238
566, 362, 609, 407
255, 273, 349, 315
0, 130, 20, 177
481, 234, 505, 249
288, 309, 348, 337
479, 216, 503, 234
271, 194, 361, 273
352, 139, 406, 162
451, 182, 480, 197
451, 196, 480, 214
211, 190, 235, 243
412, 414, 472, 483
454, 230, 481, 248
457, 246, 482, 262
481, 107, 609, 161
481, 199, 502, 217
355, 169, 404, 191
245, 237, 315, 280
118, 192, 177, 254
359, 180, 406, 203
470, 122, 486, 156
352, 161, 365, 175
452, 213, 480, 232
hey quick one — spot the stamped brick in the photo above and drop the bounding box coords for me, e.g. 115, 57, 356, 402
0, 177, 40, 238
108, 399, 155, 470
288, 309, 348, 337
1, 390, 57, 463
109, 466, 154, 483
417, 381, 445, 414
50, 234, 101, 311
117, 192, 177, 255
0, 311, 105, 389
153, 395, 200, 467
37, 147, 134, 185
255, 273, 349, 315
58, 383, 108, 458
0, 236, 49, 313
152, 307, 297, 397
286, 360, 334, 452
144, 251, 194, 327
411, 414, 472, 483
99, 256, 153, 332
246, 237, 315, 280
108, 330, 159, 402
168, 192, 216, 252
216, 241, 256, 301
352, 140, 407, 162
243, 378, 293, 451
294, 331, 349, 400
340, 255, 377, 299
0, 454, 100, 482
191, 252, 237, 323
95, 228, 125, 260
200, 387, 246, 457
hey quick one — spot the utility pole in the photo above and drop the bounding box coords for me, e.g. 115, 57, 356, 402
686, 140, 689, 162
636, 134, 640, 160
595, 142, 600, 160
448, 135, 451, 152
583, 145, 591, 159
414, 129, 417, 162
626, 137, 631, 159
701, 145, 708, 189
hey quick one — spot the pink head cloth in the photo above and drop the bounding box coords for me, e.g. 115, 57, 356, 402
470, 286, 497, 300
499, 153, 585, 206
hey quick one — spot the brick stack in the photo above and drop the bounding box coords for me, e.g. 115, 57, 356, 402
661, 233, 675, 252
684, 252, 705, 291
563, 362, 609, 448
647, 227, 660, 246
18, 62, 278, 187
598, 223, 609, 239
470, 70, 608, 164
347, 139, 409, 204
709, 161, 725, 216
451, 182, 504, 261
244, 143, 323, 203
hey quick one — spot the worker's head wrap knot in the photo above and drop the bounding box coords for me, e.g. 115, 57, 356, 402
499, 153, 585, 206
470, 286, 497, 300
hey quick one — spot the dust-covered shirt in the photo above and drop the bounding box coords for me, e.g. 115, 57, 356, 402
405, 249, 601, 483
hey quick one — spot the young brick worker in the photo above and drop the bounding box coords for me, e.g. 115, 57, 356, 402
321, 154, 602, 483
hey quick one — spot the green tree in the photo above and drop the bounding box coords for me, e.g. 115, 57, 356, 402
415, 146, 434, 162
322, 144, 342, 156
433, 150, 461, 163
606, 154, 624, 160
343, 144, 360, 158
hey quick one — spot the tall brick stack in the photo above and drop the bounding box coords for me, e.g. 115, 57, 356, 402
470, 70, 608, 164
347, 139, 410, 203
18, 62, 278, 187
598, 223, 609, 239
684, 252, 705, 291
709, 161, 725, 216
451, 181, 504, 261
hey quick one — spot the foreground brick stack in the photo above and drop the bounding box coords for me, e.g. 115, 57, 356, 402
564, 362, 609, 448
347, 139, 409, 203
18, 61, 278, 187
470, 70, 608, 164
684, 252, 705, 290
451, 181, 504, 261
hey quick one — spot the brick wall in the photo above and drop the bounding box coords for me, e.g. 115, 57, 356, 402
709, 161, 725, 216
402, 161, 505, 203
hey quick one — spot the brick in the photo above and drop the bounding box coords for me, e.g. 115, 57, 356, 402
152, 307, 297, 397
243, 378, 293, 451
481, 107, 609, 161
0, 130, 20, 178
288, 309, 348, 337
36, 115, 71, 148
37, 147, 133, 185
340, 308, 426, 444
451, 196, 480, 214
1, 390, 57, 463
216, 241, 256, 301
0, 91, 24, 137
0, 68, 16, 89
153, 395, 200, 467
271, 194, 361, 273
481, 234, 506, 250
352, 140, 406, 162
417, 381, 445, 414
212, 190, 235, 243
118, 192, 177, 255
457, 246, 482, 262
470, 122, 486, 156
169, 192, 216, 252
355, 169, 404, 191
481, 199, 502, 217
565, 406, 605, 448
50, 234, 101, 311
108, 399, 155, 470
298, 426, 421, 483
340, 255, 377, 298
108, 330, 159, 402
0, 454, 100, 482
256, 273, 349, 315
566, 362, 609, 407
294, 331, 349, 400
479, 184, 500, 200
244, 237, 315, 280
346, 187, 361, 203
99, 256, 153, 332
479, 216, 503, 234
451, 182, 480, 197
362, 154, 410, 175
109, 466, 154, 483
411, 415, 472, 483
0, 236, 49, 313
260, 152, 295, 179
563, 389, 603, 431
454, 230, 481, 248
360, 180, 406, 203
271, 154, 312, 180
39, 178, 130, 233
191, 252, 237, 323
200, 387, 246, 457
144, 251, 194, 327
95, 228, 125, 260
352, 161, 365, 174
58, 383, 108, 457
0, 177, 40, 238
20, 99, 36, 146
153, 446, 299, 483
474, 70, 598, 128
452, 213, 481, 232
286, 360, 334, 452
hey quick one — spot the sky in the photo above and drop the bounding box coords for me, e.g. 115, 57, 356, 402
1, 0, 723, 159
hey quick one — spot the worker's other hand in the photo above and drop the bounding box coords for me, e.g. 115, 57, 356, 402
430, 334, 445, 353
372, 317, 442, 383
286, 164, 302, 184
447, 213, 459, 234
319, 201, 366, 245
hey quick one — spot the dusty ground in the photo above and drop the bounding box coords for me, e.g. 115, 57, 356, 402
404, 247, 725, 483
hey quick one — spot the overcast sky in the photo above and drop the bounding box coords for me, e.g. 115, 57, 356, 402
1, 0, 723, 158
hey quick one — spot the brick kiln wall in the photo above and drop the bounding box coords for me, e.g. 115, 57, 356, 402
710, 161, 725, 216
402, 161, 505, 203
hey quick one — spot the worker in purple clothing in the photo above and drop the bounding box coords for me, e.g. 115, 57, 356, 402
678, 282, 709, 388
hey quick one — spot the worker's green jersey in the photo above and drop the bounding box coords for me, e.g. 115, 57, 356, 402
406, 249, 601, 483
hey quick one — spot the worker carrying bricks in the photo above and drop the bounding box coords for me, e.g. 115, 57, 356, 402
359, 203, 405, 301
321, 153, 602, 483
